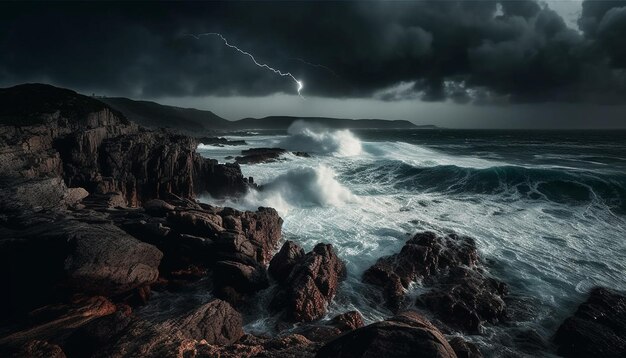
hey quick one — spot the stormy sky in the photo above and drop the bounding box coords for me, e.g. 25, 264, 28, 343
1, 0, 625, 128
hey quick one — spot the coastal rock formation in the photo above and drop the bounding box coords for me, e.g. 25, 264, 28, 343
270, 242, 347, 322
0, 296, 117, 350
554, 287, 626, 358
316, 311, 457, 358
0, 212, 163, 316
363, 231, 479, 310
235, 147, 310, 164
0, 84, 250, 208
95, 299, 243, 358
268, 240, 305, 284
235, 147, 287, 164
363, 231, 507, 332
330, 311, 365, 332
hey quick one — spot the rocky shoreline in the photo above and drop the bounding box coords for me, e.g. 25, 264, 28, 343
1, 84, 624, 357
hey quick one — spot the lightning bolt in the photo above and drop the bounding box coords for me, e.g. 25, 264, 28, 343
189, 32, 304, 98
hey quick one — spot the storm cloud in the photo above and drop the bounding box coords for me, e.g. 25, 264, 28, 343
1, 0, 625, 103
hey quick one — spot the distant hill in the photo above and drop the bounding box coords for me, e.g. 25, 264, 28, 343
232, 116, 422, 130
0, 83, 128, 126
100, 97, 231, 131
102, 97, 426, 131
1, 84, 433, 131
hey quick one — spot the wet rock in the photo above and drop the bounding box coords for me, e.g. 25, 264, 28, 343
554, 287, 626, 358
197, 136, 247, 146
419, 267, 508, 333
330, 310, 365, 332
448, 337, 482, 358
0, 296, 116, 349
64, 311, 132, 357
97, 299, 243, 357
363, 231, 479, 312
271, 243, 346, 322
363, 231, 507, 333
269, 240, 305, 284
143, 199, 176, 216
239, 207, 283, 264
298, 326, 343, 343
213, 260, 270, 304
235, 147, 287, 164
316, 311, 457, 358
12, 340, 66, 358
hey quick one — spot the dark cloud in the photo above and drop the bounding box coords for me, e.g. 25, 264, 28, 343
0, 1, 625, 103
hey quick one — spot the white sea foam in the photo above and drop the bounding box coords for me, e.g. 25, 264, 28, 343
278, 120, 362, 156
197, 128, 626, 349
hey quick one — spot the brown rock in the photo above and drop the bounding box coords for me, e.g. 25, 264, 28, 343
272, 243, 346, 322
554, 287, 626, 358
316, 311, 457, 358
269, 240, 305, 284
330, 311, 365, 332
448, 337, 482, 358
12, 340, 66, 358
97, 299, 243, 357
363, 231, 478, 312
418, 267, 508, 333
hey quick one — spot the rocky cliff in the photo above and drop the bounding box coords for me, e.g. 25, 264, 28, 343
0, 83, 248, 208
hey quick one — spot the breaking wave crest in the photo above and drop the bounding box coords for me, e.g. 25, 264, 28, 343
278, 120, 362, 156
242, 165, 359, 214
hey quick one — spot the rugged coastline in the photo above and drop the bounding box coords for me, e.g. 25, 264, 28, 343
1, 84, 624, 357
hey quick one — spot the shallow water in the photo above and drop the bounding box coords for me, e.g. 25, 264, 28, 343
197, 124, 626, 356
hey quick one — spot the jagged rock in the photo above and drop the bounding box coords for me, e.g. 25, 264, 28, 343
0, 84, 250, 209
447, 337, 482, 358
363, 231, 507, 333
97, 299, 243, 357
11, 340, 66, 358
316, 311, 457, 358
363, 231, 479, 311
298, 311, 364, 343
269, 240, 305, 284
271, 243, 346, 322
0, 296, 116, 349
418, 267, 508, 333
239, 207, 283, 264
235, 148, 287, 164
213, 260, 270, 303
144, 199, 176, 216
554, 287, 626, 358
330, 311, 365, 332
64, 311, 132, 357
197, 136, 247, 146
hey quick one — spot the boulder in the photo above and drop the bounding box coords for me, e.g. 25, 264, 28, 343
269, 240, 305, 284
363, 231, 478, 311
330, 311, 365, 332
363, 231, 507, 333
271, 243, 346, 322
418, 267, 508, 333
316, 311, 457, 358
447, 337, 482, 358
12, 340, 66, 358
235, 148, 287, 164
96, 299, 243, 357
554, 287, 626, 357
63, 222, 163, 296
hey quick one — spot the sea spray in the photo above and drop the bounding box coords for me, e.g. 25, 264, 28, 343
207, 165, 360, 215
279, 120, 362, 156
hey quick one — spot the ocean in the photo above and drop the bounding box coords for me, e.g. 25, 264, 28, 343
196, 123, 626, 356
